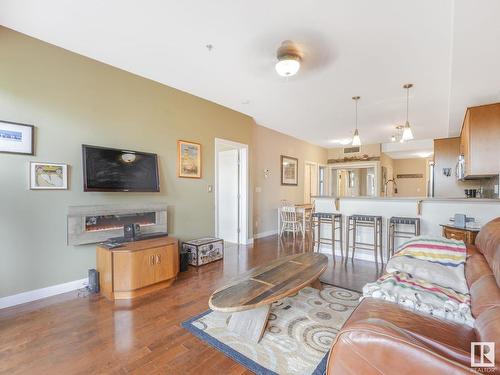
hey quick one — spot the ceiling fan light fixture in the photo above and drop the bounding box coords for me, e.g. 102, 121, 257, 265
275, 55, 301, 77
275, 40, 302, 77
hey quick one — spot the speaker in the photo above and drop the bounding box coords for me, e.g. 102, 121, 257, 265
180, 250, 189, 272
88, 269, 100, 293
124, 223, 141, 240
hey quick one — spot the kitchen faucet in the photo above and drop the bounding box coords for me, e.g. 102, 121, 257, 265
384, 178, 398, 196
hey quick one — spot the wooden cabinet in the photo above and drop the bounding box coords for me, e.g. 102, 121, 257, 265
441, 224, 478, 246
434, 137, 462, 197
460, 103, 500, 178
96, 237, 179, 300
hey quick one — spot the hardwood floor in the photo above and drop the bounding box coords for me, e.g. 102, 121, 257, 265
0, 235, 381, 375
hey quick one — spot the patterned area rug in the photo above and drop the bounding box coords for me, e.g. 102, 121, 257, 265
182, 286, 361, 375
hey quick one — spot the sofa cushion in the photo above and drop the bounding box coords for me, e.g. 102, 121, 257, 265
474, 306, 500, 369
465, 249, 494, 288
470, 274, 500, 318
327, 322, 474, 375
341, 298, 475, 366
475, 217, 500, 287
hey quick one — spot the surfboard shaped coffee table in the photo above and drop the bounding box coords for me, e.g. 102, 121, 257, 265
208, 252, 328, 343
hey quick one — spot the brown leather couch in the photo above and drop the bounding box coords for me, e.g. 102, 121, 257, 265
327, 217, 500, 374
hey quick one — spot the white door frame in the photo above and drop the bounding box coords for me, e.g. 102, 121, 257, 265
214, 138, 250, 244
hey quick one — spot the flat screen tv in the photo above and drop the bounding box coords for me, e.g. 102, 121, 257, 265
82, 145, 160, 192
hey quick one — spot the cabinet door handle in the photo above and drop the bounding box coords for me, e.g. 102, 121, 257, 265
150, 255, 155, 265
156, 254, 161, 264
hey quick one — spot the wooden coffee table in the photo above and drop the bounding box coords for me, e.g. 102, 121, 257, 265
208, 253, 328, 343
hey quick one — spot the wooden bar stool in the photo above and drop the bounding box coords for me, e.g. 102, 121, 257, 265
311, 212, 343, 262
387, 216, 421, 258
346, 215, 383, 266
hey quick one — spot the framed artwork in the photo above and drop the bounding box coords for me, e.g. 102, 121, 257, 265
177, 140, 201, 178
30, 162, 68, 190
0, 120, 34, 155
281, 155, 298, 186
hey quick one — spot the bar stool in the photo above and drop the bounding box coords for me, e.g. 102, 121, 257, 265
346, 215, 383, 265
311, 212, 343, 262
387, 216, 421, 258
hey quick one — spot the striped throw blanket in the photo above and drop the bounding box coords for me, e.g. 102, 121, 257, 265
363, 271, 474, 326
363, 235, 474, 326
386, 235, 468, 294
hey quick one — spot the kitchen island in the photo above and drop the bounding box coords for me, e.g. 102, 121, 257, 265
311, 196, 500, 261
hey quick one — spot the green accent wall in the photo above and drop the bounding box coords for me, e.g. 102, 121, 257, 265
0, 27, 255, 297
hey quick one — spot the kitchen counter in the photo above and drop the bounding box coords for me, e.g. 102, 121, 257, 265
311, 195, 500, 202
310, 195, 500, 262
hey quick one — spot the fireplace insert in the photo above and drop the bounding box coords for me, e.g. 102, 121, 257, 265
85, 212, 156, 232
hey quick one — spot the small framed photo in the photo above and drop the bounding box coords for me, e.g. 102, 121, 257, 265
281, 155, 298, 186
0, 120, 34, 155
177, 140, 201, 178
30, 162, 68, 190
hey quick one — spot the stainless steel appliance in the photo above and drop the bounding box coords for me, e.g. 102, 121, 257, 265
456, 154, 465, 181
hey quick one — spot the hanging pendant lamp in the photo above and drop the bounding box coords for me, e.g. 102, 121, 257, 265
402, 84, 414, 141
351, 96, 361, 146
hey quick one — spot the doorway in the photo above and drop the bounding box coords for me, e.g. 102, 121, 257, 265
304, 162, 318, 203
215, 138, 249, 244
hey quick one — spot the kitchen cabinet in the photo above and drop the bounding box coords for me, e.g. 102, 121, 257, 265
459, 103, 500, 178
434, 137, 462, 197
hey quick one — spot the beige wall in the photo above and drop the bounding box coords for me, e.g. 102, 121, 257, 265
393, 158, 428, 197
252, 125, 327, 236
0, 27, 329, 298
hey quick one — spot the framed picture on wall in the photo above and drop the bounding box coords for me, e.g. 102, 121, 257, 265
30, 162, 68, 190
281, 155, 298, 186
0, 120, 34, 155
177, 140, 202, 178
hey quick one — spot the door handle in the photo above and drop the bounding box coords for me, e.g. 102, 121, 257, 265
156, 254, 161, 264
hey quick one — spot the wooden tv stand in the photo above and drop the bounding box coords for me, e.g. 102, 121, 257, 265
96, 236, 179, 300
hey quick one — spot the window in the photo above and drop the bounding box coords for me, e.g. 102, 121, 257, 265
318, 166, 326, 195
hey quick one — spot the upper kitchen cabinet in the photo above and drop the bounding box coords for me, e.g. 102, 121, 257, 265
460, 103, 500, 178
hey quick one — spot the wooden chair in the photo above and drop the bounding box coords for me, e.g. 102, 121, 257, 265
280, 205, 303, 239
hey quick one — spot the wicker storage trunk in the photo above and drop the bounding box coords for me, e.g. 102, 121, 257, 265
182, 237, 224, 266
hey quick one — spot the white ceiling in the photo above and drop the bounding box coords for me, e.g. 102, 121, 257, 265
1, 0, 499, 147
382, 139, 434, 160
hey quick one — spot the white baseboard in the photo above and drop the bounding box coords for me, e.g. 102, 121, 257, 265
0, 278, 87, 310
254, 229, 278, 239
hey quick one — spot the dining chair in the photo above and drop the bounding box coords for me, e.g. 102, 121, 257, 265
280, 205, 303, 238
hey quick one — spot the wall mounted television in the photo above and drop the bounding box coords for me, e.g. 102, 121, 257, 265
82, 145, 160, 192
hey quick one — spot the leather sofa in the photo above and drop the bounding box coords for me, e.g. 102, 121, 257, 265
327, 217, 500, 374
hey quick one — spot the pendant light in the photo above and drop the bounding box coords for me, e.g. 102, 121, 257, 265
402, 83, 414, 141
351, 96, 361, 146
